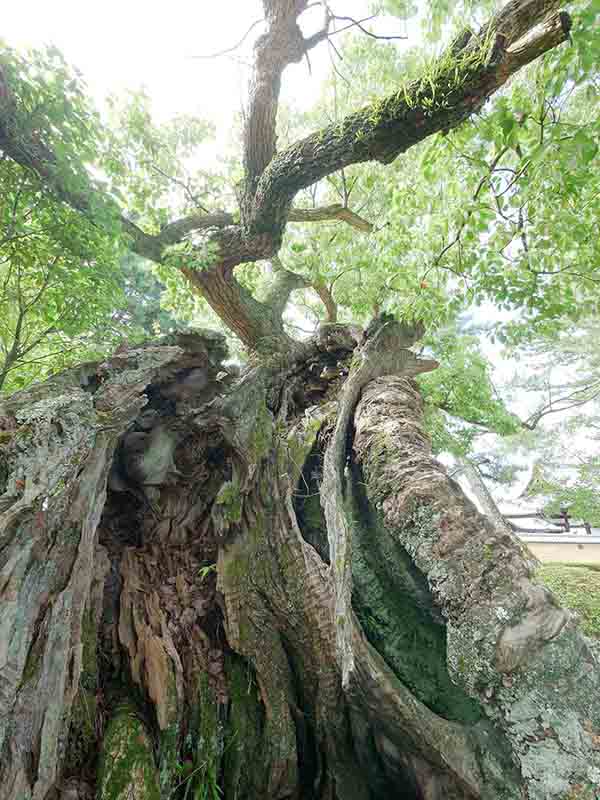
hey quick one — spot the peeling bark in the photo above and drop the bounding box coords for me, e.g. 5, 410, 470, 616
0, 331, 229, 800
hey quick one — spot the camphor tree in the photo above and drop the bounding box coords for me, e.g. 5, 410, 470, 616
1, 1, 600, 799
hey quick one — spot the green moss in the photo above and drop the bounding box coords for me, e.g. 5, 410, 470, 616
223, 655, 266, 799
249, 401, 273, 462
295, 488, 329, 563
158, 719, 181, 797
363, 26, 493, 126
20, 647, 43, 688
67, 688, 98, 773
562, 784, 599, 800
281, 411, 328, 489
80, 609, 98, 688
182, 672, 224, 800
537, 563, 600, 639
349, 478, 482, 722
65, 609, 99, 774
20, 611, 51, 689
215, 481, 242, 524
97, 704, 160, 800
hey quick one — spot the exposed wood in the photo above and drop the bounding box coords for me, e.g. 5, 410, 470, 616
320, 318, 437, 684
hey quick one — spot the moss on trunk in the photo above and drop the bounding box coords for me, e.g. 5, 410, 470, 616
97, 704, 160, 800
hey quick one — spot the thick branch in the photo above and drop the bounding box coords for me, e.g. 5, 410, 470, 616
314, 282, 337, 322
246, 3, 571, 235
288, 203, 373, 232
264, 256, 310, 319
353, 376, 600, 798
0, 1, 570, 261
183, 264, 295, 352
0, 0, 572, 352
321, 318, 437, 682
242, 0, 329, 202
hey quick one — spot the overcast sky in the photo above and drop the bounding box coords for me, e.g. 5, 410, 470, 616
4, 1, 391, 136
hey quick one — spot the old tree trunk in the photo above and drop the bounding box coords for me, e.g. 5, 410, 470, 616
1, 1, 599, 798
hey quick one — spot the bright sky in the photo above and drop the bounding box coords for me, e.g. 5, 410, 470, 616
4, 1, 387, 138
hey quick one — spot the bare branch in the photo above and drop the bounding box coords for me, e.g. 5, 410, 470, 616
330, 14, 407, 41
523, 379, 600, 430
190, 18, 265, 60
288, 203, 373, 232
327, 14, 377, 36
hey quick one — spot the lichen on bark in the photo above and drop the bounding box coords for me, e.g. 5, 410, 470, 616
97, 703, 160, 800
353, 375, 600, 799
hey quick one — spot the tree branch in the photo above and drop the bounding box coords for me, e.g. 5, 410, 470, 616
246, 2, 571, 236
330, 15, 407, 42
0, 0, 572, 353
288, 203, 373, 232
191, 18, 265, 60
183, 262, 297, 353
264, 256, 310, 319
241, 0, 330, 204
522, 379, 600, 430
314, 282, 338, 322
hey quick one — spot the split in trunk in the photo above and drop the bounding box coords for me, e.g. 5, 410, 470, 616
1, 326, 599, 800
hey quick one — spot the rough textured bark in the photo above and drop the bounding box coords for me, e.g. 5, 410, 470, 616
1, 327, 599, 800
353, 377, 600, 799
0, 3, 591, 797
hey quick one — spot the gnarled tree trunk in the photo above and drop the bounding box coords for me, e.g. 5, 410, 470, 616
0, 3, 591, 797
1, 325, 598, 800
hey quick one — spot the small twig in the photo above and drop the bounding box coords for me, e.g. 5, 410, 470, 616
190, 18, 264, 59
329, 14, 407, 41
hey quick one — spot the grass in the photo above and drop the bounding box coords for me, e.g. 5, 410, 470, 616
537, 563, 600, 639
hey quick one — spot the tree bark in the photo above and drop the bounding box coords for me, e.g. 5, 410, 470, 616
0, 3, 590, 797
353, 376, 600, 799
1, 329, 598, 800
